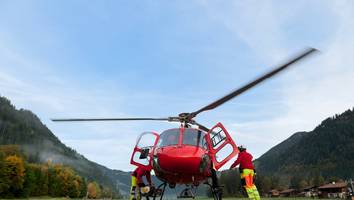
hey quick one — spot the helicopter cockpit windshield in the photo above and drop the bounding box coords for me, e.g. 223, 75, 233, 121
157, 128, 207, 148
158, 129, 179, 147
182, 128, 207, 148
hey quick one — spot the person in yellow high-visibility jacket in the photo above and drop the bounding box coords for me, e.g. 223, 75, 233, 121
230, 145, 260, 200
130, 166, 152, 200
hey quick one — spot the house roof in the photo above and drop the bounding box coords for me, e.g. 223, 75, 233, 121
269, 189, 279, 193
303, 185, 316, 190
280, 189, 296, 194
318, 182, 347, 189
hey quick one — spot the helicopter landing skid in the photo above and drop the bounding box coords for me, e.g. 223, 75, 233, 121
177, 186, 197, 199
152, 182, 167, 200
204, 182, 223, 200
203, 168, 223, 200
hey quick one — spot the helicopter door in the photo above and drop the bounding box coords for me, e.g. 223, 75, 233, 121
206, 123, 238, 170
130, 132, 160, 171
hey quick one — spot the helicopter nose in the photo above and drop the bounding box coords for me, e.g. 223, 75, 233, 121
155, 146, 206, 174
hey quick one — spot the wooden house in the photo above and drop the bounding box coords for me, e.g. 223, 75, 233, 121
302, 185, 317, 197
279, 188, 297, 197
268, 189, 280, 197
318, 182, 347, 199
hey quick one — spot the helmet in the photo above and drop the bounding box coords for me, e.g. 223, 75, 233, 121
238, 145, 246, 152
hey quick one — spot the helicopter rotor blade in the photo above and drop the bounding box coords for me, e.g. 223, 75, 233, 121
189, 47, 318, 119
51, 117, 171, 122
191, 121, 210, 132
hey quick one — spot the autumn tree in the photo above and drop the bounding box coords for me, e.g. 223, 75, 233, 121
68, 175, 82, 198
4, 155, 26, 197
0, 151, 10, 194
87, 182, 101, 199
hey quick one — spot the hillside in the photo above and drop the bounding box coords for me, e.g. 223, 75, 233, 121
0, 96, 131, 196
255, 108, 354, 180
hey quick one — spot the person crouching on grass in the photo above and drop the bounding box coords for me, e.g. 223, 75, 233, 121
130, 166, 153, 200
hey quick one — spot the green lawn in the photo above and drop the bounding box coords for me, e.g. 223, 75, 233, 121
222, 198, 339, 200
1, 198, 71, 200
126, 198, 342, 200
1, 198, 342, 200
191, 198, 340, 200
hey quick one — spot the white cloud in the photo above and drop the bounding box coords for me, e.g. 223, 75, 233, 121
63, 138, 133, 170
199, 0, 354, 161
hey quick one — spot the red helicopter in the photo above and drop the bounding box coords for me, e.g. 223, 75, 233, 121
52, 48, 317, 200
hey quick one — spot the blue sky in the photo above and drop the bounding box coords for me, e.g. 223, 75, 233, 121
1, 1, 354, 171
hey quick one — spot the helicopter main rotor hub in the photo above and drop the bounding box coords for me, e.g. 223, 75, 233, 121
176, 113, 195, 124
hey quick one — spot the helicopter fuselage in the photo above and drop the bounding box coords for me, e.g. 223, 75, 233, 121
131, 126, 234, 185
153, 139, 212, 185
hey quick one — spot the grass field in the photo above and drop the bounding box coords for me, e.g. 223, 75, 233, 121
1, 198, 342, 200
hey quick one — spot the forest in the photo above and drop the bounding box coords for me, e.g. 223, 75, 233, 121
0, 145, 114, 199
215, 169, 332, 197
0, 96, 126, 197
215, 108, 354, 197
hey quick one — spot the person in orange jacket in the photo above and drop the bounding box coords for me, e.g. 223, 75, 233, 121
130, 166, 153, 200
230, 145, 260, 200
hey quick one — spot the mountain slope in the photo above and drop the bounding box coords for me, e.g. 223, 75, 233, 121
255, 108, 354, 179
0, 96, 131, 195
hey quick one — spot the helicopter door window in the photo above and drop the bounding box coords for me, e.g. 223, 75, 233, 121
206, 123, 238, 170
210, 127, 226, 149
137, 134, 157, 149
131, 132, 159, 170
215, 143, 233, 163
133, 151, 150, 165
